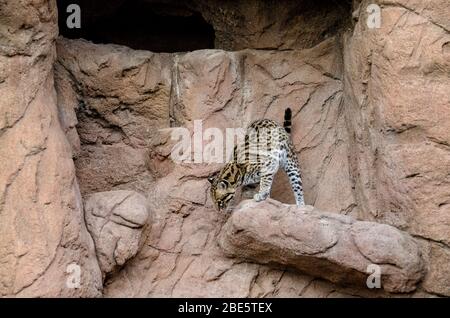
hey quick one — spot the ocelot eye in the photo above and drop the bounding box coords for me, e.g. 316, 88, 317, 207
217, 181, 227, 190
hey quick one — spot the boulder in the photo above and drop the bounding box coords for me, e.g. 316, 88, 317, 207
84, 191, 150, 277
219, 199, 425, 293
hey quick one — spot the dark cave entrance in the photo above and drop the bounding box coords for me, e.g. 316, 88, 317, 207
57, 0, 215, 52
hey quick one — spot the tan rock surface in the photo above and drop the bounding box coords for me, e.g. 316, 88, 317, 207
1, 0, 448, 298
343, 0, 450, 295
56, 9, 450, 294
103, 165, 360, 297
84, 190, 150, 278
55, 39, 173, 194
56, 36, 357, 215
219, 199, 424, 293
0, 0, 101, 297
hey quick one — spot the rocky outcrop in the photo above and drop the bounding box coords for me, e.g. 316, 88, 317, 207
1, 0, 449, 298
0, 0, 102, 297
84, 191, 150, 278
343, 0, 450, 296
345, 0, 450, 243
219, 199, 425, 293
55, 36, 357, 215
104, 166, 364, 297
54, 0, 450, 294
55, 39, 173, 194
55, 36, 366, 297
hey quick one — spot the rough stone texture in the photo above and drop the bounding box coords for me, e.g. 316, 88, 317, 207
53, 3, 369, 297
55, 40, 173, 194
1, 0, 449, 298
345, 0, 450, 239
56, 36, 358, 215
55, 5, 450, 294
192, 0, 352, 50
219, 199, 424, 293
84, 191, 150, 278
0, 0, 102, 296
343, 0, 450, 296
422, 244, 450, 296
56, 37, 368, 296
102, 165, 361, 297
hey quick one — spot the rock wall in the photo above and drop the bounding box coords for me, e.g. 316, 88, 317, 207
56, 36, 356, 214
343, 0, 450, 296
0, 0, 101, 297
56, 37, 364, 297
192, 0, 352, 50
0, 0, 449, 297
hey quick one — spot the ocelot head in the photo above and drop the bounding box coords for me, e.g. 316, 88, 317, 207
208, 162, 243, 211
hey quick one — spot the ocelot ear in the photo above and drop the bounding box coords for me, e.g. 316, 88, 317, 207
207, 171, 219, 184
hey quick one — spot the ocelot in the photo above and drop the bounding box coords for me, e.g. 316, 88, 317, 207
208, 108, 305, 211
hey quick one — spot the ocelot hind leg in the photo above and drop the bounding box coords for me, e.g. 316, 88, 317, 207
284, 155, 305, 206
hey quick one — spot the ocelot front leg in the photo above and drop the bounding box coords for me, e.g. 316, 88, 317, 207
254, 160, 279, 202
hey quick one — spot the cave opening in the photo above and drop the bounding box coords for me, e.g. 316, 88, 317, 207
57, 0, 215, 53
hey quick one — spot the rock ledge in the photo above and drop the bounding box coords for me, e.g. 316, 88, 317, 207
219, 199, 425, 293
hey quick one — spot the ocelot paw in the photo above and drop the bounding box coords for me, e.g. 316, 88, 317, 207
253, 192, 268, 202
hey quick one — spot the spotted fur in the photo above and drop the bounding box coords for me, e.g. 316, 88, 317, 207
208, 108, 305, 211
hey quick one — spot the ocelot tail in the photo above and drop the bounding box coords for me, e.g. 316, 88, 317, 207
208, 108, 305, 211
